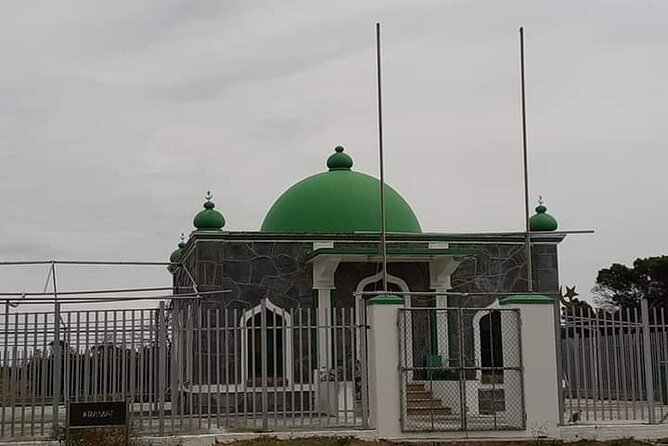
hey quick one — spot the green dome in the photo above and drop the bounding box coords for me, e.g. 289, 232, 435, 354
169, 241, 186, 263
529, 199, 558, 232
193, 192, 225, 230
261, 146, 421, 233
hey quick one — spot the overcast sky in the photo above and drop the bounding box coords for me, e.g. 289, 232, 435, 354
0, 0, 666, 309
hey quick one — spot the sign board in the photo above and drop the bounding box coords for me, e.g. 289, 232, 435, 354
68, 401, 127, 428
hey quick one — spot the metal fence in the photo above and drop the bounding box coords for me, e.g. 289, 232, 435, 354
0, 300, 369, 440
398, 307, 524, 432
561, 300, 668, 424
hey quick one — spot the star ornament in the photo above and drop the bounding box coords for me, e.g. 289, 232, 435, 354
563, 286, 579, 301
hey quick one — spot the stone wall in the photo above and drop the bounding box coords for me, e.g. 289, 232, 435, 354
173, 240, 313, 310
448, 242, 559, 308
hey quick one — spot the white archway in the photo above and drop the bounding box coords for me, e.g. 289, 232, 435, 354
354, 272, 412, 366
240, 299, 293, 387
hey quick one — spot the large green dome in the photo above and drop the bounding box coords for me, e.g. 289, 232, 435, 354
261, 146, 421, 233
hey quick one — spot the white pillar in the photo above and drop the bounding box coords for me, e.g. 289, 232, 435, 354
317, 288, 332, 368
429, 254, 460, 362
311, 251, 339, 370
501, 294, 560, 437
368, 294, 403, 439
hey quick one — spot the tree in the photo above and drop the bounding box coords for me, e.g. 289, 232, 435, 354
593, 256, 668, 309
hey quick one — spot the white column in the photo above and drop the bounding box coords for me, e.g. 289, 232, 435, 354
317, 288, 332, 368
311, 249, 339, 370
429, 254, 460, 362
368, 295, 404, 439
502, 295, 560, 437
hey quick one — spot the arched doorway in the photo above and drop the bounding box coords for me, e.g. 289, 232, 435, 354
354, 272, 411, 365
240, 300, 293, 387
479, 310, 503, 383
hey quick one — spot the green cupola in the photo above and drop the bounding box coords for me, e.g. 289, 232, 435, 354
193, 192, 225, 230
169, 235, 187, 263
529, 198, 558, 232
261, 146, 421, 233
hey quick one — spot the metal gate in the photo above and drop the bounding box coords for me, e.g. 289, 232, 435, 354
398, 307, 524, 432
0, 300, 369, 441
561, 300, 668, 424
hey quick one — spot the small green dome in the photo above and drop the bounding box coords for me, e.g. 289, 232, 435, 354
261, 146, 421, 233
169, 235, 186, 263
193, 192, 225, 230
169, 241, 186, 263
529, 198, 558, 232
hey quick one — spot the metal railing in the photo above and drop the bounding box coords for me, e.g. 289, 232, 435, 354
561, 300, 668, 424
0, 300, 370, 440
398, 307, 524, 432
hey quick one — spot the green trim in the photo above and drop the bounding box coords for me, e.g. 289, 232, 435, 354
368, 294, 404, 305
305, 247, 475, 262
500, 294, 554, 305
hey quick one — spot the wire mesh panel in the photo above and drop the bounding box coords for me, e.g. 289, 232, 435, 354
398, 307, 524, 432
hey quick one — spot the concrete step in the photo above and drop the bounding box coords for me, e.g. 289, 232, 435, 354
406, 394, 434, 402
406, 394, 433, 401
407, 406, 452, 416
407, 400, 446, 409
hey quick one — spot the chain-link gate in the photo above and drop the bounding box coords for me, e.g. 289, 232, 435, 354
398, 307, 524, 432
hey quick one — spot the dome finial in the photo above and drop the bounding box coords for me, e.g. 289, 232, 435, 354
194, 191, 225, 230
530, 196, 558, 231
170, 233, 186, 262
327, 145, 353, 171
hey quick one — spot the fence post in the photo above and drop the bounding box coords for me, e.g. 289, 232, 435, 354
158, 302, 167, 433
260, 298, 268, 431
554, 297, 565, 424
52, 302, 61, 432
641, 298, 656, 423
500, 294, 560, 437
367, 294, 403, 439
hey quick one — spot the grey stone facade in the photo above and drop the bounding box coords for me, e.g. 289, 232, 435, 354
172, 237, 560, 310
449, 242, 560, 308
170, 234, 561, 385
174, 240, 313, 310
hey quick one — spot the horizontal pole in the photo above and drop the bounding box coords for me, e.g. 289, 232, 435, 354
0, 260, 171, 266
0, 289, 232, 304
0, 286, 202, 297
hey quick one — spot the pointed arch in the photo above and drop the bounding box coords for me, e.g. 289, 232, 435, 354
240, 299, 293, 387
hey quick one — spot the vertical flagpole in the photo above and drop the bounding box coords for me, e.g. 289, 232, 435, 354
519, 26, 533, 292
376, 22, 389, 293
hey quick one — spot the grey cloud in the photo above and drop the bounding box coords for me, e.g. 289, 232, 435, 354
0, 0, 666, 304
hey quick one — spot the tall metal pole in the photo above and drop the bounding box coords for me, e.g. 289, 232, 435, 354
51, 261, 61, 429
376, 22, 389, 293
519, 27, 533, 292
